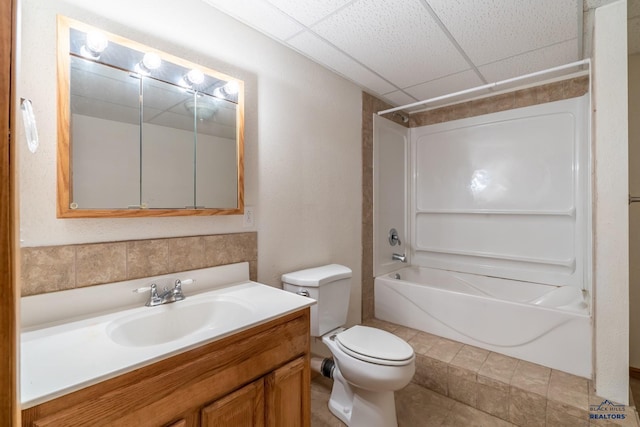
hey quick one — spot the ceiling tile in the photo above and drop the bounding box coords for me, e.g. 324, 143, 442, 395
477, 39, 580, 84
265, 0, 354, 27
202, 0, 304, 40
404, 70, 485, 103
288, 31, 397, 94
381, 90, 418, 108
310, 0, 470, 88
427, 0, 580, 66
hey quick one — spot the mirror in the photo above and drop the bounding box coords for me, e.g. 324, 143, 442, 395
57, 16, 244, 217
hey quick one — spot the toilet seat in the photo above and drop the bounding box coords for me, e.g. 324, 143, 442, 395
335, 325, 414, 366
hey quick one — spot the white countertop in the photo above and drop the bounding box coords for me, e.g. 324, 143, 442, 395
21, 276, 314, 408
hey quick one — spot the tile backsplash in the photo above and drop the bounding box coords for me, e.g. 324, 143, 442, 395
21, 232, 257, 296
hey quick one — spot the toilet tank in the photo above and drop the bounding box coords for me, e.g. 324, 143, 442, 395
282, 264, 352, 337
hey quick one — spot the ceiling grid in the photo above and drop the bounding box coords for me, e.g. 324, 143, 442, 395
203, 0, 637, 110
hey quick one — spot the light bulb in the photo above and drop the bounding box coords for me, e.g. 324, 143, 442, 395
186, 69, 205, 85
142, 52, 161, 71
85, 31, 108, 55
223, 81, 239, 95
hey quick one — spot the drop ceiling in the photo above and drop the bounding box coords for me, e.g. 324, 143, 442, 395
202, 0, 592, 110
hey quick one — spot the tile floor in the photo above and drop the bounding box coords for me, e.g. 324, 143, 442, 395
311, 375, 515, 426
311, 318, 640, 427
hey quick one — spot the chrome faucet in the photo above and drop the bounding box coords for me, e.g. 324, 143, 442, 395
392, 253, 407, 263
134, 279, 193, 307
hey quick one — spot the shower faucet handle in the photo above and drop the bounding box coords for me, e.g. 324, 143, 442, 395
389, 228, 401, 246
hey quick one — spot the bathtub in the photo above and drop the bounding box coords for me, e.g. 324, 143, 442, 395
374, 266, 592, 378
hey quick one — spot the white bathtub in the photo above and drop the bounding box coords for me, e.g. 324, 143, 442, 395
374, 266, 592, 378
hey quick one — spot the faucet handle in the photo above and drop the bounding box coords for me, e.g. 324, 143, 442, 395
172, 278, 194, 300
132, 285, 152, 293
133, 283, 163, 306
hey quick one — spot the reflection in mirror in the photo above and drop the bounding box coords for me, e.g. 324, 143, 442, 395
57, 16, 244, 218
71, 56, 141, 209
142, 78, 195, 209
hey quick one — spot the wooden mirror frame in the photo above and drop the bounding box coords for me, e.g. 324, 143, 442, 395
56, 16, 244, 218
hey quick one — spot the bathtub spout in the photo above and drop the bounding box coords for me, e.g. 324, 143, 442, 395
392, 253, 407, 263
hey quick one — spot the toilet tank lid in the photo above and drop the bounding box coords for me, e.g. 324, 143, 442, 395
281, 264, 352, 287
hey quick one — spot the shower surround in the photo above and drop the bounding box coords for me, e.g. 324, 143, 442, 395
363, 76, 591, 376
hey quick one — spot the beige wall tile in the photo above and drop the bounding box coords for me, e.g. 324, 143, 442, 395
548, 370, 589, 415
414, 354, 449, 395
22, 232, 258, 296
361, 92, 407, 321
511, 360, 551, 397
76, 242, 126, 287
509, 386, 547, 426
448, 372, 477, 407
564, 76, 589, 99
449, 365, 476, 382
536, 80, 565, 103
21, 246, 76, 295
514, 87, 538, 108
167, 236, 206, 272
126, 239, 170, 279
477, 382, 510, 421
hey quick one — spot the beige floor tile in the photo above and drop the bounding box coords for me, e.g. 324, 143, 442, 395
396, 383, 454, 427
311, 376, 347, 427
409, 331, 442, 356
362, 318, 399, 332
477, 352, 518, 388
425, 338, 464, 363
450, 345, 490, 373
392, 325, 419, 342
443, 401, 516, 427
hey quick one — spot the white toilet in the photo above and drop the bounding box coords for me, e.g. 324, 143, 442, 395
282, 264, 415, 427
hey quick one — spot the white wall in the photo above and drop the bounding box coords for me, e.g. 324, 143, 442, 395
592, 0, 629, 404
628, 53, 640, 369
16, 0, 362, 324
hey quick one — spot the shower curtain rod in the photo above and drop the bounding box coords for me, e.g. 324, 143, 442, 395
377, 58, 591, 116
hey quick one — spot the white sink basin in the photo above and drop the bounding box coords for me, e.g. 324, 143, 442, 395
21, 264, 315, 409
107, 296, 254, 347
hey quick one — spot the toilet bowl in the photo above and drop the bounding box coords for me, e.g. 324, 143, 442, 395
322, 325, 415, 427
282, 265, 415, 427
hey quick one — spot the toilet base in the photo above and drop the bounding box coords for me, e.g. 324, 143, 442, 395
328, 366, 399, 427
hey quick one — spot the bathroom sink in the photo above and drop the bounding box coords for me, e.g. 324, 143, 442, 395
107, 296, 254, 347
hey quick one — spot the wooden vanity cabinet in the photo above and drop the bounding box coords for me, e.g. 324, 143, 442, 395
22, 308, 311, 427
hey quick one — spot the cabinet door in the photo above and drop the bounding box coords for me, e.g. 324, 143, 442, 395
201, 378, 264, 427
265, 357, 310, 427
